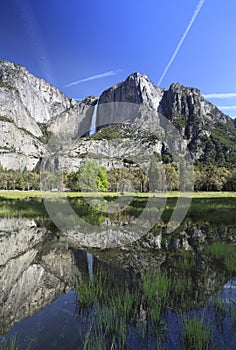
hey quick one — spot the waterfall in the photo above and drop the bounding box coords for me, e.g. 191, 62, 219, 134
86, 252, 94, 278
89, 102, 98, 136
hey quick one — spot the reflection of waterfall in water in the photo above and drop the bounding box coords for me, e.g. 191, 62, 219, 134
87, 103, 98, 275
86, 252, 94, 277
89, 103, 98, 136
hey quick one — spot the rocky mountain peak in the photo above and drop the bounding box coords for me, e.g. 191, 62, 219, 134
159, 81, 229, 125
0, 61, 235, 172
0, 60, 24, 79
99, 71, 163, 110
80, 96, 98, 106
168, 82, 200, 94
125, 72, 149, 82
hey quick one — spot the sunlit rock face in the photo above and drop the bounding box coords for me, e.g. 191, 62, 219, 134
46, 73, 235, 171
0, 120, 45, 170
0, 61, 72, 125
0, 60, 77, 170
1, 60, 235, 171
0, 218, 82, 334
99, 72, 163, 109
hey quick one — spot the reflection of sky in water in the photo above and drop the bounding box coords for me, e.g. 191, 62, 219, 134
224, 279, 236, 289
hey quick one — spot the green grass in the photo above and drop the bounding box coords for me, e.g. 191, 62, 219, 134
74, 263, 235, 349
206, 242, 236, 272
173, 251, 195, 271
0, 336, 17, 350
174, 276, 193, 298
181, 315, 212, 350
0, 197, 48, 218
76, 269, 138, 320
159, 196, 236, 225
0, 192, 235, 236
82, 303, 127, 350
230, 304, 236, 324
143, 271, 172, 322
212, 294, 227, 313
143, 271, 172, 304
0, 190, 236, 200
75, 268, 140, 349
89, 123, 125, 140
76, 266, 226, 348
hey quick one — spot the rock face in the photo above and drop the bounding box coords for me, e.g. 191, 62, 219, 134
0, 60, 77, 170
51, 74, 235, 171
0, 120, 45, 170
159, 83, 227, 122
99, 72, 163, 110
0, 217, 83, 334
0, 61, 73, 124
0, 60, 235, 171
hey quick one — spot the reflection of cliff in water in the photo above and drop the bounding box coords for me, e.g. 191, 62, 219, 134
0, 216, 235, 334
0, 218, 83, 334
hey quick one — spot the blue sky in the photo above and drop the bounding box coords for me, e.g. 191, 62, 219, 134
1, 0, 236, 118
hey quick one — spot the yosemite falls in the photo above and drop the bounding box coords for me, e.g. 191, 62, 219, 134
89, 102, 98, 136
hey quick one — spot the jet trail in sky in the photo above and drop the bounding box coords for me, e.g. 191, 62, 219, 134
217, 106, 236, 110
64, 70, 122, 88
158, 0, 206, 86
204, 93, 236, 99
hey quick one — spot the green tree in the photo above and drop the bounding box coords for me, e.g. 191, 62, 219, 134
64, 170, 80, 191
107, 166, 147, 193
163, 164, 180, 191
195, 165, 229, 191
225, 168, 236, 191
71, 161, 108, 192
97, 167, 109, 191
0, 172, 7, 189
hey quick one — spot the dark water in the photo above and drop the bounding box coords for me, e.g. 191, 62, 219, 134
0, 197, 236, 349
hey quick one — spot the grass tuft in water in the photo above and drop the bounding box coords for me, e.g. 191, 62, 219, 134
173, 251, 195, 271
143, 270, 173, 323
181, 315, 212, 350
206, 242, 236, 272
0, 336, 17, 350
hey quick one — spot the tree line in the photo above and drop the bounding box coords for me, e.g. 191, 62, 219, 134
0, 161, 235, 192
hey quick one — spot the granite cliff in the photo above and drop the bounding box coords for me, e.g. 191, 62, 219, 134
0, 61, 235, 171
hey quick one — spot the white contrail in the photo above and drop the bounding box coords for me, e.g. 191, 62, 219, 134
158, 0, 206, 86
64, 70, 123, 88
217, 106, 236, 110
204, 93, 236, 99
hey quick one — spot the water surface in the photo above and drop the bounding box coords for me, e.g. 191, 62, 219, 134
0, 196, 235, 349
